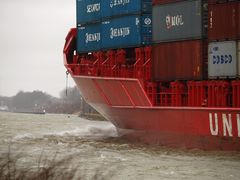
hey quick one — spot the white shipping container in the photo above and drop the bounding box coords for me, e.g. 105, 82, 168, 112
208, 41, 238, 79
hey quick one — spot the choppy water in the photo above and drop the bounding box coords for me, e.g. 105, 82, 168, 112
0, 112, 240, 180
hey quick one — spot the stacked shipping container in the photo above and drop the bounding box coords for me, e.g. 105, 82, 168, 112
208, 41, 239, 78
76, 0, 240, 80
153, 0, 208, 42
76, 0, 152, 53
77, 0, 101, 25
71, 0, 240, 107
152, 0, 208, 81
153, 40, 207, 81
76, 0, 152, 25
101, 15, 152, 50
208, 1, 240, 79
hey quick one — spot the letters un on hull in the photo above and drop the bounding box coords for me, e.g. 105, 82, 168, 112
209, 113, 240, 137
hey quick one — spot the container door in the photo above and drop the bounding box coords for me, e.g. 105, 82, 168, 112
77, 0, 101, 25
77, 24, 102, 53
101, 15, 151, 50
208, 41, 237, 78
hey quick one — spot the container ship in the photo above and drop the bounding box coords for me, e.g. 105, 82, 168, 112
63, 0, 240, 150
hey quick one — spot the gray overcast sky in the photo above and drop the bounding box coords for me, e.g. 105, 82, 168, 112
0, 0, 75, 97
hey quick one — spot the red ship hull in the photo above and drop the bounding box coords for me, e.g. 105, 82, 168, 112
63, 28, 240, 150
73, 75, 240, 150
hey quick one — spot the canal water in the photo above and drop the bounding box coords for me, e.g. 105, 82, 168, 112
0, 112, 240, 180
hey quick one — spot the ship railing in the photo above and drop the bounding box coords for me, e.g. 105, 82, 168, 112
133, 56, 151, 80
232, 80, 240, 107
120, 65, 134, 78
145, 81, 190, 107
133, 47, 144, 79
143, 46, 152, 81
70, 61, 133, 78
145, 91, 189, 107
157, 92, 175, 106
156, 92, 188, 107
158, 92, 172, 106
207, 81, 232, 107
145, 80, 237, 108
100, 59, 119, 77
133, 58, 144, 79
111, 64, 118, 77
133, 46, 152, 81
68, 63, 91, 76
143, 58, 151, 81
66, 47, 151, 80
100, 57, 111, 76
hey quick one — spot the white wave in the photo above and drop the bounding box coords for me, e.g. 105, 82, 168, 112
100, 154, 106, 159
48, 124, 118, 138
12, 133, 35, 141
10, 124, 118, 143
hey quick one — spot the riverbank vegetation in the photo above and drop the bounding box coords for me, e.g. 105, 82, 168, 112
0, 86, 103, 119
0, 149, 111, 180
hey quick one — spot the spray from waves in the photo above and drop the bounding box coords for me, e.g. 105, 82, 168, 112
50, 124, 118, 138
11, 123, 118, 143
12, 133, 35, 141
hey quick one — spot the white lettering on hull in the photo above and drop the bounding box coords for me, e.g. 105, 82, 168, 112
222, 114, 233, 137
209, 113, 218, 136
209, 113, 240, 137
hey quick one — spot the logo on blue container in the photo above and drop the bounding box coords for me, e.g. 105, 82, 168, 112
85, 33, 101, 43
87, 3, 101, 13
144, 18, 151, 25
110, 0, 130, 8
110, 27, 130, 39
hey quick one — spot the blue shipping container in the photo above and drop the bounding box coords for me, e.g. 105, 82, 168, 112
101, 14, 152, 50
77, 23, 102, 53
102, 0, 152, 19
77, 0, 101, 25
76, 0, 152, 25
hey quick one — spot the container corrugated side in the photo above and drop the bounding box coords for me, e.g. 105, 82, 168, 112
208, 0, 227, 4
152, 0, 183, 5
77, 23, 102, 53
152, 0, 208, 43
238, 41, 240, 77
208, 1, 240, 41
77, 0, 101, 25
152, 40, 207, 81
101, 15, 152, 50
239, 2, 240, 40
208, 41, 237, 79
102, 0, 152, 19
